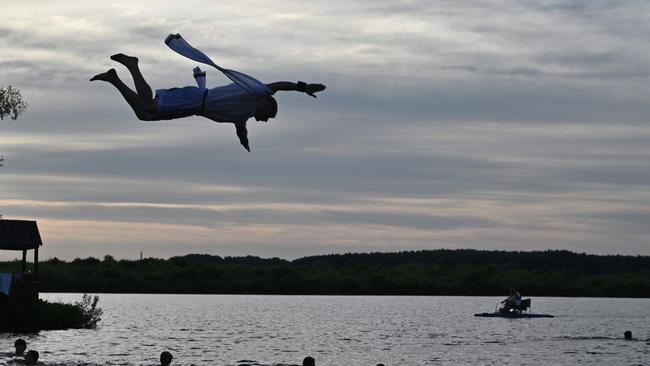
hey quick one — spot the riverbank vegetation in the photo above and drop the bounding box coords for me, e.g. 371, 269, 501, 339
0, 294, 103, 332
1, 249, 649, 297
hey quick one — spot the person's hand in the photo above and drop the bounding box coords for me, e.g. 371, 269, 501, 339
305, 83, 326, 98
193, 67, 205, 77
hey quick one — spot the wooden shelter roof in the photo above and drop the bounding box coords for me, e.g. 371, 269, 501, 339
0, 220, 43, 250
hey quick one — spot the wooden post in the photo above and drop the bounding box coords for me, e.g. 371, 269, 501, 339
22, 249, 27, 272
34, 247, 39, 278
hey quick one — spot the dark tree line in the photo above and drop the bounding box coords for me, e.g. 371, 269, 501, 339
1, 249, 649, 297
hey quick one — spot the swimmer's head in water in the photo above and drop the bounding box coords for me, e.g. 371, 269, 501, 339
160, 351, 173, 366
25, 350, 39, 365
303, 356, 315, 366
624, 330, 633, 339
14, 339, 26, 355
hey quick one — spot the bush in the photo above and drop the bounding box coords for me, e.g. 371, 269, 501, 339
74, 294, 103, 329
0, 294, 103, 332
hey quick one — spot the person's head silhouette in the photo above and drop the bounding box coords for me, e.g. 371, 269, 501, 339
254, 97, 278, 122
303, 356, 315, 366
624, 330, 633, 340
160, 351, 173, 366
14, 339, 27, 356
24, 350, 39, 365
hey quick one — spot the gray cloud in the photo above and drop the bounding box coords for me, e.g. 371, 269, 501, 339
1, 0, 650, 260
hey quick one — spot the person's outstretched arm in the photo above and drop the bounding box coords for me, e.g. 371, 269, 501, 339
266, 81, 326, 98
235, 122, 250, 152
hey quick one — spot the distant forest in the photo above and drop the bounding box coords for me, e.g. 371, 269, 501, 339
1, 250, 649, 297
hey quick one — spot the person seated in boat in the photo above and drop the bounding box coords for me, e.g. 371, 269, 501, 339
500, 289, 522, 312
160, 351, 173, 366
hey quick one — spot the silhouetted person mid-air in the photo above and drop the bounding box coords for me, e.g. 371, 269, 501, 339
91, 34, 325, 151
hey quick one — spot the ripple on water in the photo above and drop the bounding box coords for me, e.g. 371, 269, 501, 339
0, 294, 647, 365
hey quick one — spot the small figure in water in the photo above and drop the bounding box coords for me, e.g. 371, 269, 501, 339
3, 339, 26, 358
624, 330, 633, 340
13, 339, 26, 356
24, 350, 42, 366
302, 356, 315, 366
91, 34, 325, 151
160, 351, 173, 366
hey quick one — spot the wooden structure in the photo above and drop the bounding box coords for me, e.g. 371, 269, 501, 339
0, 219, 42, 296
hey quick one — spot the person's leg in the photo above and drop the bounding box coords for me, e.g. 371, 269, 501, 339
110, 53, 153, 102
90, 68, 150, 119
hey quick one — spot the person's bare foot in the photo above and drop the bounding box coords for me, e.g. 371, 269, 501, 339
90, 68, 118, 82
110, 53, 138, 67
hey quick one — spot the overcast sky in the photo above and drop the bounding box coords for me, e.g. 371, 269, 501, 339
1, 0, 650, 260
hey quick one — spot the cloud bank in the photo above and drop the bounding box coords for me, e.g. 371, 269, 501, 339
1, 0, 650, 259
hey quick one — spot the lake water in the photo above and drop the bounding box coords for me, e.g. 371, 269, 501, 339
1, 294, 648, 365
